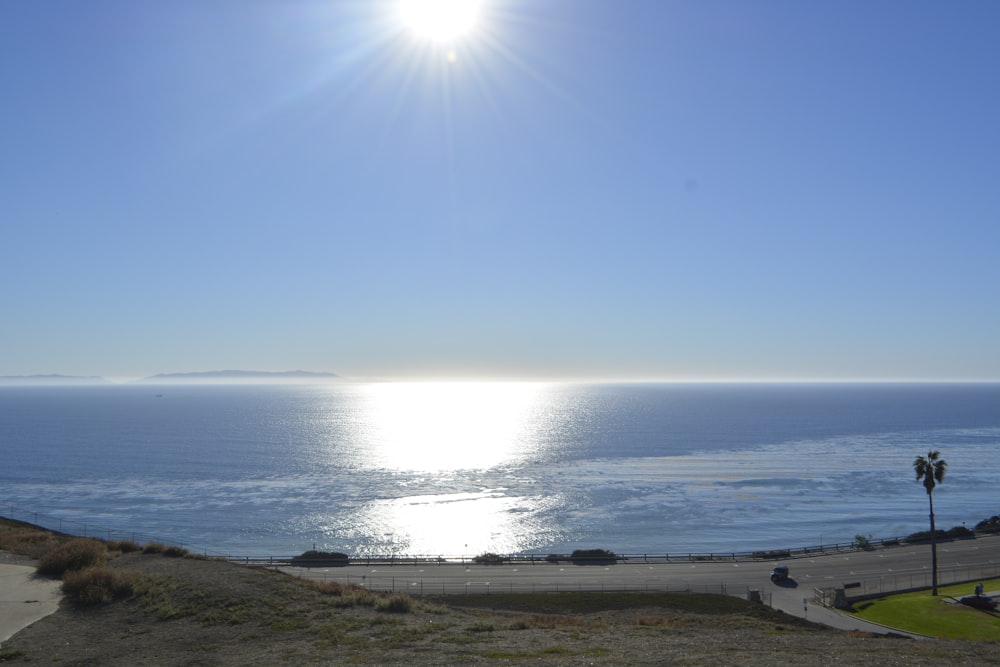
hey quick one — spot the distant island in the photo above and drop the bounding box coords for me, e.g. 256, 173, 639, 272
0, 374, 112, 386
139, 370, 340, 384
0, 370, 341, 386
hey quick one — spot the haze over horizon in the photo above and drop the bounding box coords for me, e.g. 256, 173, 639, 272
3, 1, 998, 383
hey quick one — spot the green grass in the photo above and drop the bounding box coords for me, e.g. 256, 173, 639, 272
0, 648, 29, 662
847, 578, 1000, 639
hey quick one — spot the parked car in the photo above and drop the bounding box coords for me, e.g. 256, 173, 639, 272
960, 595, 997, 610
770, 565, 789, 583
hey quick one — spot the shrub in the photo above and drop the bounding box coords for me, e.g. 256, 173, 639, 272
37, 539, 107, 577
374, 593, 413, 614
907, 529, 948, 542
290, 550, 349, 566
853, 534, 873, 550
142, 542, 167, 554
570, 549, 618, 564
61, 566, 137, 604
976, 516, 1000, 533
142, 542, 189, 557
0, 530, 56, 559
106, 539, 143, 554
473, 552, 508, 565
303, 579, 353, 596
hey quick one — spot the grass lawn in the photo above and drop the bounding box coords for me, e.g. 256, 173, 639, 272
847, 578, 1000, 640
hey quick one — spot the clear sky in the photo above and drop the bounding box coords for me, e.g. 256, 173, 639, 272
2, 0, 998, 382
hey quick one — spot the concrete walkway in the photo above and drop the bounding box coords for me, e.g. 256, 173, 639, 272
0, 564, 61, 643
769, 585, 926, 638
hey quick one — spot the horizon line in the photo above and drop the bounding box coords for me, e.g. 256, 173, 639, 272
3, 372, 1000, 386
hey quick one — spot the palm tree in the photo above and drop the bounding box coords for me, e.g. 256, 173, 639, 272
913, 450, 947, 595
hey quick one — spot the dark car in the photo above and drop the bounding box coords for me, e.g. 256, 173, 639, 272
770, 565, 789, 583
960, 595, 997, 610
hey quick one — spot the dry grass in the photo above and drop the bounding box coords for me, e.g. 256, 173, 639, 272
61, 565, 140, 604
0, 519, 61, 559
141, 542, 190, 557
5, 518, 1000, 665
36, 538, 108, 576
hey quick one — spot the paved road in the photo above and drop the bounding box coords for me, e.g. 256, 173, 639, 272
279, 534, 1000, 636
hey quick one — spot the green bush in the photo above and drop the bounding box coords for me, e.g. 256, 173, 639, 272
61, 566, 137, 605
473, 552, 507, 565
976, 515, 1000, 533
570, 549, 618, 564
37, 538, 107, 577
290, 550, 349, 566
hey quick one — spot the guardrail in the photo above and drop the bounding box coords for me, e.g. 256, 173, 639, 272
3, 501, 991, 570
842, 561, 1000, 601
231, 537, 972, 569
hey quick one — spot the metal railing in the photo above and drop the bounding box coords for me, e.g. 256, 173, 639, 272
227, 537, 940, 568
841, 561, 1000, 601
3, 501, 992, 575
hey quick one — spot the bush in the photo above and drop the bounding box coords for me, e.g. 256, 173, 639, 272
570, 549, 618, 565
62, 566, 137, 605
0, 530, 56, 560
374, 593, 413, 613
946, 526, 974, 539
976, 516, 1000, 533
37, 539, 107, 577
290, 550, 349, 566
473, 552, 508, 565
906, 527, 972, 542
853, 534, 873, 550
106, 539, 143, 554
142, 542, 166, 554
142, 542, 189, 557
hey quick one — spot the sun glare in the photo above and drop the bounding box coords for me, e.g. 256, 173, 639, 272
398, 0, 482, 43
353, 382, 545, 471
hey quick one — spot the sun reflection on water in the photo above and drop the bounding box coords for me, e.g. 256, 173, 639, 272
309, 381, 560, 555
349, 381, 548, 472
346, 489, 560, 556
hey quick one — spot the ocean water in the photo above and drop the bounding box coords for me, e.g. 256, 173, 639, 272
1, 382, 998, 558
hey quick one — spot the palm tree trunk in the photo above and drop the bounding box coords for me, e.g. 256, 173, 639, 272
929, 492, 938, 596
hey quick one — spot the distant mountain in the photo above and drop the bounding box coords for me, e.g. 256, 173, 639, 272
140, 370, 340, 384
0, 374, 111, 385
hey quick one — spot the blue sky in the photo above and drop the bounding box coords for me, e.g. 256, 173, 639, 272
3, 0, 998, 381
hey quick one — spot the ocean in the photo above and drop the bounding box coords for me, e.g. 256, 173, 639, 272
1, 382, 998, 558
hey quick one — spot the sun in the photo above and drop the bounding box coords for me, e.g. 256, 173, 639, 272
398, 0, 483, 43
